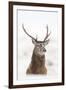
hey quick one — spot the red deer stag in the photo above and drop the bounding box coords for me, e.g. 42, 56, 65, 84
22, 24, 51, 74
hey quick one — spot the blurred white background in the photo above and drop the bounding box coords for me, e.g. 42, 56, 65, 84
17, 7, 59, 81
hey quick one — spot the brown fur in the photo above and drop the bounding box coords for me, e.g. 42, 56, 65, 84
26, 52, 47, 74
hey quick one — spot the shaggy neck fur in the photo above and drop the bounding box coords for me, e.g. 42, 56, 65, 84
31, 52, 45, 74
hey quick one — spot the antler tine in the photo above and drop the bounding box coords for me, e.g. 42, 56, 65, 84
22, 24, 36, 41
44, 25, 51, 42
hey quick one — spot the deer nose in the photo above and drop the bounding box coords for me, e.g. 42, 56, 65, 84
43, 48, 46, 52
40, 44, 42, 47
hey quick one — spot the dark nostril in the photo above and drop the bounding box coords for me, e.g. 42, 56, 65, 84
43, 48, 46, 52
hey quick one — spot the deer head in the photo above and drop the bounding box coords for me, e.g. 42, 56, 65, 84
22, 24, 51, 56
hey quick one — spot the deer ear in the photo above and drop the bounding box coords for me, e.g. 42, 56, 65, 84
32, 39, 36, 44
44, 39, 50, 46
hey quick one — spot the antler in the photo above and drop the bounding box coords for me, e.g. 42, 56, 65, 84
44, 25, 51, 42
22, 24, 37, 41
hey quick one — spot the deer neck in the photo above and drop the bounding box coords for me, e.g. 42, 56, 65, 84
31, 52, 45, 67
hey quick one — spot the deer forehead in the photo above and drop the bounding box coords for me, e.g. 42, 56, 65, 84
35, 42, 44, 46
